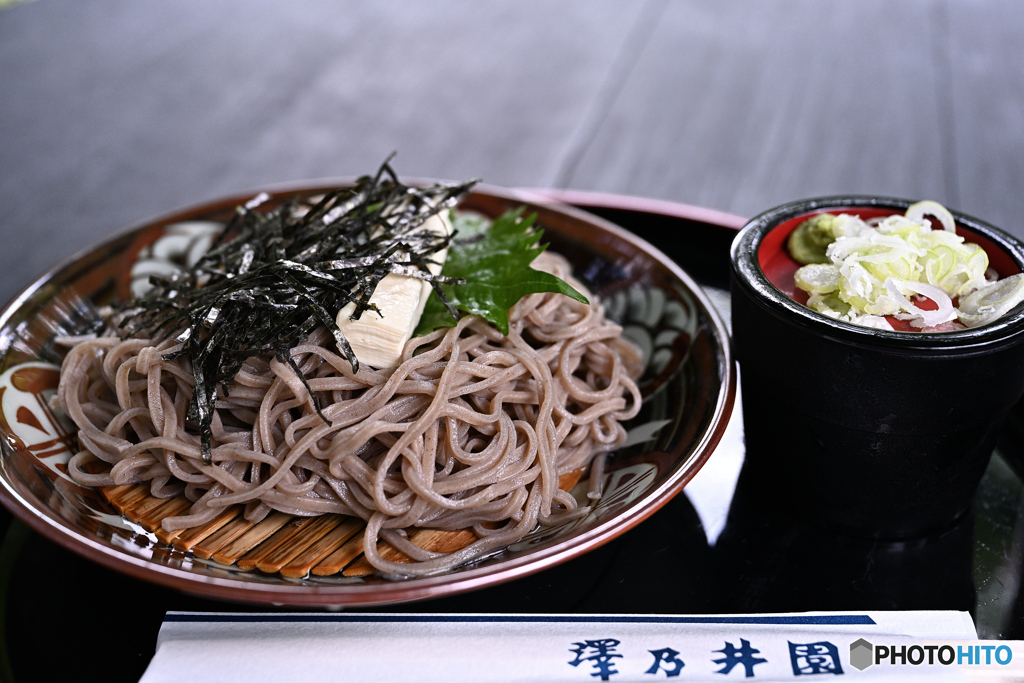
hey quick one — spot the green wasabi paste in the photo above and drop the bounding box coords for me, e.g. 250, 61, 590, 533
787, 213, 839, 264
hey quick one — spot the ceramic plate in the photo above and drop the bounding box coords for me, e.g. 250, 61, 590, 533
0, 181, 734, 606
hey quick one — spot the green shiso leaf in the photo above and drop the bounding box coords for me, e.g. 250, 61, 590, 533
414, 208, 589, 337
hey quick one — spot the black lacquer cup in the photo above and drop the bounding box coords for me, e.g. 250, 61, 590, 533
730, 196, 1024, 538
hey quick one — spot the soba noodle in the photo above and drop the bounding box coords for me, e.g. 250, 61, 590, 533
57, 251, 642, 576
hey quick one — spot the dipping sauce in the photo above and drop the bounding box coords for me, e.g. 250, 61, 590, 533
732, 195, 1024, 537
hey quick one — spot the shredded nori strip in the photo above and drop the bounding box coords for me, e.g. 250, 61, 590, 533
118, 159, 476, 463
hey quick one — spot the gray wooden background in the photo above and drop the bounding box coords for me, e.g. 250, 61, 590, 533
1, 0, 1022, 308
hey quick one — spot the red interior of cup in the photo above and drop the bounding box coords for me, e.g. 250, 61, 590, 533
757, 207, 1021, 330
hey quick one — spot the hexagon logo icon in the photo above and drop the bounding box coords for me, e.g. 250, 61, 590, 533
850, 638, 874, 671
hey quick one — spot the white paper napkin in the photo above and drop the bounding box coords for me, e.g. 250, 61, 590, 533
139, 610, 1011, 682
682, 360, 745, 546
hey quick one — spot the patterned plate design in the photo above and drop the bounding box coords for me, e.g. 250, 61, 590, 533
0, 182, 734, 606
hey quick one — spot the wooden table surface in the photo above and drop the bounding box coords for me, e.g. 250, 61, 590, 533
2, 0, 1023, 308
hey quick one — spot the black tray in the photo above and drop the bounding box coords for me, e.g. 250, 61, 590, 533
1, 192, 1021, 682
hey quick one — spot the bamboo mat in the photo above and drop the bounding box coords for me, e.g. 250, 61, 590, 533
100, 470, 582, 579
